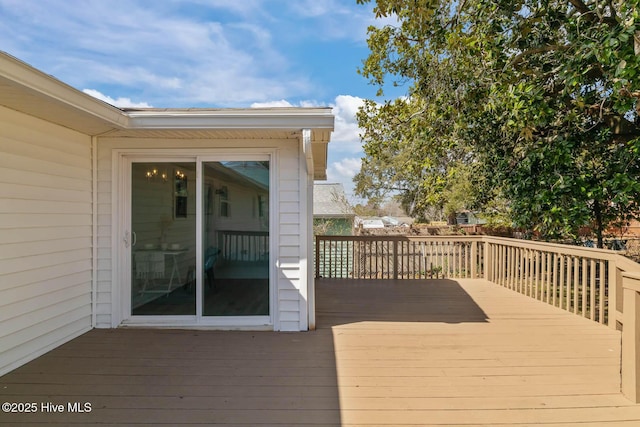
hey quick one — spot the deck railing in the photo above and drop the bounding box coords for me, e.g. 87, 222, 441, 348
315, 234, 640, 402
315, 235, 483, 280
485, 236, 619, 327
216, 230, 268, 262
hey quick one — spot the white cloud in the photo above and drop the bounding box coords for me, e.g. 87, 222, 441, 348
286, 0, 384, 42
83, 89, 153, 108
329, 158, 362, 180
0, 1, 312, 106
250, 100, 293, 108
326, 157, 363, 202
330, 95, 365, 154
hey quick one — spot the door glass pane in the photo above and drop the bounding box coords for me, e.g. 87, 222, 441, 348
131, 162, 196, 315
202, 161, 269, 316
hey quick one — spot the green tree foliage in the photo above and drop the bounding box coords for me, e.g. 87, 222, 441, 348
355, 0, 640, 247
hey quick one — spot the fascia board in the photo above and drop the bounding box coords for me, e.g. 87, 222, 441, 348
125, 109, 335, 131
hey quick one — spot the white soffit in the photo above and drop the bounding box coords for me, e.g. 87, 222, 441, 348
0, 52, 127, 134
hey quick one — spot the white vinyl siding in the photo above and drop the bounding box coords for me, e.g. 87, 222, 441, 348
96, 138, 306, 331
0, 106, 93, 376
277, 149, 301, 331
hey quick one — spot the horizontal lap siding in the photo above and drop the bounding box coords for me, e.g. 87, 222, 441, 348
95, 154, 112, 326
0, 106, 93, 376
278, 148, 301, 331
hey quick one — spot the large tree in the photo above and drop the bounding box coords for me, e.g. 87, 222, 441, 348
355, 0, 640, 247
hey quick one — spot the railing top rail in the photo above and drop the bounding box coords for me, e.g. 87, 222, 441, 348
315, 234, 640, 273
482, 235, 623, 259
615, 254, 640, 273
482, 236, 640, 273
315, 234, 484, 242
622, 271, 640, 281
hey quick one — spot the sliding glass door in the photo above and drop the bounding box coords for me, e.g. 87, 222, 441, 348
131, 161, 197, 315
127, 156, 270, 322
202, 161, 270, 316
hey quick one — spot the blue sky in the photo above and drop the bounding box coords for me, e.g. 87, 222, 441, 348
0, 0, 401, 200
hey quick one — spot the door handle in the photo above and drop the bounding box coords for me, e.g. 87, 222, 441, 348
124, 231, 137, 248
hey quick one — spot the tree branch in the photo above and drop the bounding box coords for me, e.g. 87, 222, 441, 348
568, 0, 591, 15
567, 0, 618, 26
507, 44, 571, 69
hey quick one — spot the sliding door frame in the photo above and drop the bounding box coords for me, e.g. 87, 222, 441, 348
112, 148, 277, 329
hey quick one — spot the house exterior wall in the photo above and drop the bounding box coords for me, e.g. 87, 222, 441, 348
96, 137, 306, 331
0, 106, 93, 376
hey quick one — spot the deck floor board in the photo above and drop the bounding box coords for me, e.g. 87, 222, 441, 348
1, 278, 638, 426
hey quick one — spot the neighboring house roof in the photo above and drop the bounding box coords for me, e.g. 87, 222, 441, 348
313, 183, 354, 217
0, 51, 334, 180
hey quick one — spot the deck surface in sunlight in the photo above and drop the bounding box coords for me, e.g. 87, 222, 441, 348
1, 278, 638, 426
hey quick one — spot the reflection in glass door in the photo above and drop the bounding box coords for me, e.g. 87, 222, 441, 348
202, 161, 270, 316
131, 162, 196, 315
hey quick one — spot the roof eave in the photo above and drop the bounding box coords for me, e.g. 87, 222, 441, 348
125, 108, 335, 131
0, 51, 129, 134
0, 51, 335, 179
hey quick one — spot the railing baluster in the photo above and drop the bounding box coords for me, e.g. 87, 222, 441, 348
516, 246, 520, 292
495, 244, 499, 284
581, 258, 587, 317
505, 246, 510, 289
566, 256, 573, 311
563, 255, 569, 306
552, 253, 558, 306
527, 248, 531, 295
559, 255, 565, 308
507, 246, 513, 289
544, 252, 549, 302
599, 260, 605, 323
524, 248, 530, 295
459, 242, 463, 278
532, 250, 538, 299
497, 244, 502, 285
468, 241, 471, 277
590, 259, 596, 320
573, 256, 580, 314
374, 240, 377, 279
418, 242, 426, 279
540, 251, 545, 301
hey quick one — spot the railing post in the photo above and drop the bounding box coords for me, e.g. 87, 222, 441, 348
608, 258, 618, 329
621, 272, 640, 403
484, 239, 492, 282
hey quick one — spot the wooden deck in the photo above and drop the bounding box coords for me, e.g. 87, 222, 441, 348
1, 278, 640, 426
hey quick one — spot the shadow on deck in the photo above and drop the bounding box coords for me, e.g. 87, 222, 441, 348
1, 279, 639, 426
316, 278, 488, 325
